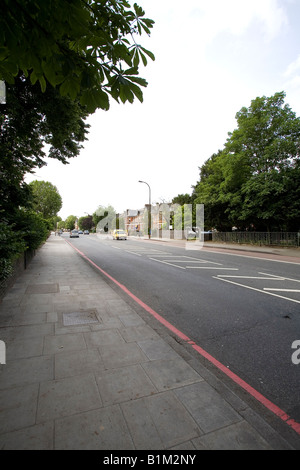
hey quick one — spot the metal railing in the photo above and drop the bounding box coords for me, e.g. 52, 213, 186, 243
211, 232, 300, 247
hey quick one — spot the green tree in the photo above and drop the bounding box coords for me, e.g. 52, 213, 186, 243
29, 180, 62, 220
65, 215, 77, 231
52, 215, 62, 230
193, 151, 233, 230
227, 92, 300, 175
0, 74, 88, 281
0, 0, 155, 113
172, 194, 193, 206
78, 215, 94, 231
57, 220, 65, 230
0, 1, 155, 286
224, 91, 300, 230
0, 74, 89, 220
194, 92, 300, 231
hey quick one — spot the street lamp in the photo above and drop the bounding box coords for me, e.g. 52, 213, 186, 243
138, 180, 151, 239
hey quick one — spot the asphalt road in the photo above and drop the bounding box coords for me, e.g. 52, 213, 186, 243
65, 233, 300, 425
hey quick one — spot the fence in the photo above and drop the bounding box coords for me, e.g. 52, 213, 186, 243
211, 232, 300, 247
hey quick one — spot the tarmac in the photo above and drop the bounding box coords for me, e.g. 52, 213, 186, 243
0, 233, 300, 451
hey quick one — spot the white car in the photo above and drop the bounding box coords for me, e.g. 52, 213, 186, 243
70, 230, 79, 238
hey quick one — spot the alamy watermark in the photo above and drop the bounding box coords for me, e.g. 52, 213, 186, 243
0, 81, 6, 104
292, 340, 300, 365
0, 340, 6, 364
95, 203, 205, 250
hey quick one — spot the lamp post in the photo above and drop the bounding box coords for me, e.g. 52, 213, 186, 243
138, 180, 151, 239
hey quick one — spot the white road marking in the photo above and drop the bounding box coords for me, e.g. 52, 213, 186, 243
263, 288, 300, 292
214, 276, 300, 304
216, 275, 285, 280
149, 258, 186, 269
259, 272, 300, 283
125, 250, 142, 256
186, 267, 239, 270
163, 260, 207, 263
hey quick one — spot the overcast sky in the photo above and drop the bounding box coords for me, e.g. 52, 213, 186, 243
25, 0, 300, 220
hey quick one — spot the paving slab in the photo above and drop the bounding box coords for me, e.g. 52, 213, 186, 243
192, 421, 273, 450
55, 406, 135, 450
142, 357, 202, 392
95, 363, 157, 406
26, 283, 59, 294
54, 348, 104, 379
174, 382, 242, 433
36, 373, 102, 422
121, 391, 201, 449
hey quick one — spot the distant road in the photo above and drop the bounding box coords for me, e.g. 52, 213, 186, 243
65, 234, 300, 427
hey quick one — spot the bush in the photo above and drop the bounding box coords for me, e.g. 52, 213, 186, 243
0, 210, 50, 284
14, 210, 49, 250
0, 220, 26, 282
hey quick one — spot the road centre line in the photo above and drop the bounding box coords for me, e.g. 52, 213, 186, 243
214, 276, 300, 305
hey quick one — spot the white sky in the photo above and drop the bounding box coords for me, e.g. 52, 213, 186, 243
25, 0, 300, 220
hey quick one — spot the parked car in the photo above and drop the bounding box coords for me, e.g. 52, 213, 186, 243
83, 230, 89, 235
187, 229, 196, 239
70, 230, 79, 238
112, 229, 127, 240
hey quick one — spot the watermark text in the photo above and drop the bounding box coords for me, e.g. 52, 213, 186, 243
291, 340, 300, 365
0, 340, 6, 364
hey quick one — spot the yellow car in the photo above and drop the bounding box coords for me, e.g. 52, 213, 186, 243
112, 229, 127, 240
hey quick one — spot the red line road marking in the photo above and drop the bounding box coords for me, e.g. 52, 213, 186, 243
65, 239, 300, 436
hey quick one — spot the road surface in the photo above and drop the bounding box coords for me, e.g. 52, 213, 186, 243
64, 234, 300, 426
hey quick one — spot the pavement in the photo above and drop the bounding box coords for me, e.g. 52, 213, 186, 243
0, 233, 300, 451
